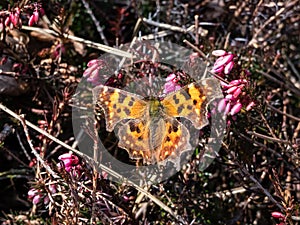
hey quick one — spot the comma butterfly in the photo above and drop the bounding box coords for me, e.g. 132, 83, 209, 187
93, 78, 221, 166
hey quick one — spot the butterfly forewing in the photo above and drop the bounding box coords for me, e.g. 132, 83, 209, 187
161, 78, 221, 130
93, 85, 148, 132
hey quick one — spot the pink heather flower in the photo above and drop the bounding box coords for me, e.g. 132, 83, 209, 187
229, 79, 247, 86
123, 196, 129, 202
51, 44, 65, 60
28, 15, 35, 26
33, 11, 39, 23
166, 73, 176, 82
214, 54, 234, 69
224, 102, 231, 115
33, 194, 42, 205
4, 16, 10, 27
83, 59, 106, 85
212, 50, 227, 57
246, 101, 255, 111
217, 98, 227, 112
212, 65, 225, 73
233, 87, 242, 99
212, 50, 234, 75
49, 184, 57, 194
163, 82, 181, 94
28, 188, 39, 198
87, 59, 100, 67
224, 61, 234, 74
28, 11, 39, 26
271, 212, 285, 219
43, 196, 50, 205
230, 102, 242, 115
163, 73, 181, 94
220, 81, 232, 89
226, 86, 239, 94
58, 152, 79, 172
0, 56, 8, 65
225, 94, 234, 99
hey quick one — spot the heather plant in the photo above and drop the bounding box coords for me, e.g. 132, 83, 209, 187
0, 1, 299, 225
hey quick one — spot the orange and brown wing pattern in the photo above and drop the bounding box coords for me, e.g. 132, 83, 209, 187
155, 117, 191, 163
117, 120, 153, 163
93, 85, 148, 132
162, 78, 221, 130
117, 117, 191, 165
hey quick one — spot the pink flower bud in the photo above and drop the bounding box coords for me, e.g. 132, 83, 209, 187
224, 61, 234, 74
83, 63, 98, 77
28, 189, 39, 198
220, 81, 232, 88
163, 81, 181, 94
49, 184, 57, 194
43, 196, 50, 205
15, 8, 20, 15
233, 87, 242, 98
58, 153, 79, 168
117, 73, 123, 79
33, 194, 42, 204
214, 54, 234, 69
246, 101, 255, 111
37, 120, 47, 125
33, 11, 39, 23
87, 67, 101, 82
212, 65, 224, 73
225, 94, 234, 100
230, 102, 242, 115
224, 102, 231, 115
11, 13, 18, 27
0, 56, 8, 65
229, 80, 240, 86
28, 15, 35, 26
212, 50, 227, 57
87, 59, 100, 67
271, 212, 285, 219
166, 73, 176, 82
217, 98, 227, 112
226, 86, 238, 94
4, 16, 11, 27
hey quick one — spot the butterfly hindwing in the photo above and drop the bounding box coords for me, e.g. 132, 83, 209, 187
156, 117, 191, 163
117, 116, 191, 166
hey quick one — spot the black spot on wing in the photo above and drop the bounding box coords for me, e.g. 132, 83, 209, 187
177, 105, 184, 114
118, 94, 126, 103
173, 124, 178, 132
172, 95, 180, 104
129, 122, 135, 132
124, 108, 130, 116
182, 90, 192, 100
